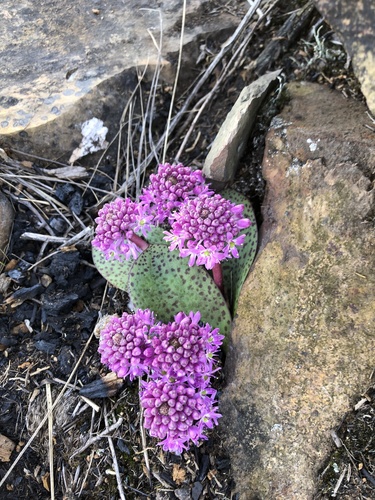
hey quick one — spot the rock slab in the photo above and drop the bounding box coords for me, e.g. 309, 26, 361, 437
221, 82, 375, 499
313, 0, 375, 116
0, 0, 241, 162
203, 70, 281, 185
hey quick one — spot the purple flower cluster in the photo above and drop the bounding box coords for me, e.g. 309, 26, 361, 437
144, 311, 222, 386
141, 379, 221, 454
98, 309, 223, 453
92, 163, 251, 273
98, 309, 154, 380
140, 163, 211, 224
92, 198, 153, 261
164, 193, 251, 270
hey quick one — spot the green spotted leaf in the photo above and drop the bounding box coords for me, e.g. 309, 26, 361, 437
144, 225, 168, 245
221, 188, 258, 315
92, 246, 133, 291
128, 244, 232, 341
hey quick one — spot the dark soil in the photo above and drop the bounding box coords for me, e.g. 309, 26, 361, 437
0, 1, 374, 499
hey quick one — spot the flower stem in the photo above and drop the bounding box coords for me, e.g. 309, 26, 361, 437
212, 263, 224, 294
130, 233, 149, 251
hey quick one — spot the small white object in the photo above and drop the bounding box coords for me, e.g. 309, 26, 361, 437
307, 138, 320, 152
69, 117, 109, 164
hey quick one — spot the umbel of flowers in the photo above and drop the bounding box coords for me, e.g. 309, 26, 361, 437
92, 163, 251, 291
98, 309, 223, 454
92, 163, 257, 453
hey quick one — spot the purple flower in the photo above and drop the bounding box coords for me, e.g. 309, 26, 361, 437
145, 311, 223, 386
92, 198, 153, 261
98, 309, 154, 380
140, 163, 212, 224
164, 193, 251, 270
140, 378, 221, 454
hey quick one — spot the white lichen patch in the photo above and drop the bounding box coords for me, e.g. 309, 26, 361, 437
307, 137, 320, 152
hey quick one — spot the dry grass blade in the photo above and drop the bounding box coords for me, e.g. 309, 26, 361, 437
162, 0, 187, 162
46, 383, 55, 500
139, 379, 151, 484
88, 0, 266, 209
0, 331, 95, 489
104, 404, 127, 500
70, 417, 123, 459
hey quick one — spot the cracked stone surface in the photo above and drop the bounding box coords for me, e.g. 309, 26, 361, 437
220, 81, 375, 499
0, 0, 241, 162
313, 0, 375, 116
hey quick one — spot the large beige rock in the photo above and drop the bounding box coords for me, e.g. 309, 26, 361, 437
220, 82, 375, 499
0, 0, 242, 162
313, 0, 375, 116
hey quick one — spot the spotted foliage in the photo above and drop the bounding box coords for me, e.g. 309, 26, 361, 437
221, 189, 258, 314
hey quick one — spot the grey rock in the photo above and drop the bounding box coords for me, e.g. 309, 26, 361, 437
174, 487, 191, 500
191, 481, 203, 500
0, 0, 244, 163
203, 70, 281, 184
220, 81, 375, 499
313, 0, 375, 115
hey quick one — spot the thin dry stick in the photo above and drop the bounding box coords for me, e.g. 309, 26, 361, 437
78, 449, 95, 497
0, 331, 96, 489
26, 227, 93, 271
136, 82, 147, 195
70, 417, 124, 458
175, 1, 278, 160
139, 8, 164, 167
163, 0, 263, 147
93, 3, 263, 207
46, 383, 55, 500
7, 148, 70, 168
124, 99, 134, 198
332, 465, 347, 497
20, 233, 72, 244
139, 379, 151, 483
116, 64, 149, 194
146, 26, 163, 166
104, 405, 127, 500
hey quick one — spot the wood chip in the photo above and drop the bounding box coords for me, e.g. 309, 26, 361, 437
0, 434, 16, 462
354, 397, 368, 410
40, 166, 88, 179
41, 472, 50, 492
330, 430, 342, 448
172, 464, 186, 485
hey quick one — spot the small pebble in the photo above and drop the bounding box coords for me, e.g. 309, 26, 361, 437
49, 216, 67, 235
191, 481, 203, 500
174, 487, 191, 500
116, 439, 130, 455
34, 339, 59, 354
197, 454, 210, 481
69, 191, 84, 215
41, 290, 79, 316
54, 183, 75, 203
58, 345, 75, 375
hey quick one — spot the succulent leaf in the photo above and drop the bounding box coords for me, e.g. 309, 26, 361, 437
221, 188, 258, 314
144, 225, 168, 245
128, 244, 232, 340
92, 246, 133, 290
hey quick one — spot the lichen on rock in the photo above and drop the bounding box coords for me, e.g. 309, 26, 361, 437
221, 82, 375, 499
